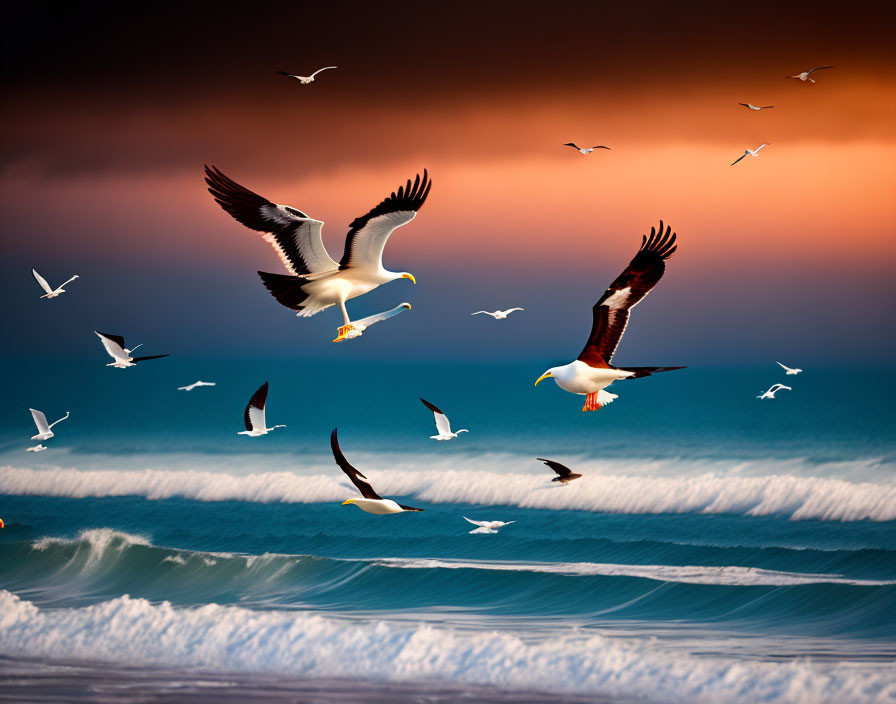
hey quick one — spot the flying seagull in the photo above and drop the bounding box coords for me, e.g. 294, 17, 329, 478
786, 67, 834, 83
330, 428, 423, 513
277, 67, 337, 84
95, 332, 168, 368
563, 143, 611, 155
471, 308, 524, 320
177, 381, 217, 391
776, 362, 803, 375
26, 444, 47, 453
534, 221, 684, 411
731, 143, 770, 166
331, 303, 412, 342
205, 166, 430, 341
29, 408, 69, 441
32, 269, 78, 299
463, 516, 516, 534
757, 383, 792, 399
538, 457, 582, 484
238, 382, 285, 436
738, 103, 774, 111
420, 398, 468, 440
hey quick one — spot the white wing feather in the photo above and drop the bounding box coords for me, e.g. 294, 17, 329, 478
30, 409, 50, 434
433, 410, 452, 436
248, 405, 266, 432
32, 269, 53, 295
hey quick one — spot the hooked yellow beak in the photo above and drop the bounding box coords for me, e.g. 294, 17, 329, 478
534, 372, 553, 387
401, 273, 416, 284
341, 499, 356, 506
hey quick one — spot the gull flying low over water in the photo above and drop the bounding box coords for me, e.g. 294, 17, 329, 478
738, 103, 774, 111
177, 381, 216, 391
29, 408, 69, 441
471, 308, 524, 320
777, 362, 803, 375
330, 429, 423, 514
534, 221, 684, 411
731, 143, 770, 166
786, 66, 834, 83
420, 398, 468, 440
205, 166, 430, 342
239, 382, 285, 436
463, 517, 516, 534
564, 143, 611, 155
95, 332, 169, 368
757, 383, 792, 399
538, 458, 582, 484
277, 67, 337, 84
331, 303, 412, 342
26, 444, 47, 453
32, 269, 78, 299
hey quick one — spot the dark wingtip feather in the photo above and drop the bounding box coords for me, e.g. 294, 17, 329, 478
420, 397, 443, 415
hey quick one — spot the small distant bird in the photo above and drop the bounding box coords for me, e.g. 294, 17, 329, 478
563, 143, 611, 155
29, 408, 69, 441
32, 269, 78, 299
757, 383, 792, 399
534, 221, 684, 412
205, 166, 429, 342
26, 444, 47, 452
786, 67, 834, 83
420, 398, 468, 440
95, 332, 168, 368
331, 428, 423, 514
538, 458, 582, 484
239, 382, 285, 436
738, 103, 774, 111
177, 381, 216, 391
471, 308, 524, 320
463, 516, 516, 534
731, 143, 770, 166
277, 67, 337, 84
331, 303, 412, 342
776, 362, 802, 375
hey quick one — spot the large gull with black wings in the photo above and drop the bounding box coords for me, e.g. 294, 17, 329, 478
205, 166, 430, 341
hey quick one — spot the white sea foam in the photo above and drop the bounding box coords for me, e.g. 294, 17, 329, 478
3, 463, 895, 521
0, 590, 893, 703
372, 558, 896, 586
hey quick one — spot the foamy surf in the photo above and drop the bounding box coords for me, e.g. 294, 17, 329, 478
3, 463, 896, 520
1, 590, 893, 704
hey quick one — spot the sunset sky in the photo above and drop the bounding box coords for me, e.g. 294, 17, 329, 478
2, 1, 894, 364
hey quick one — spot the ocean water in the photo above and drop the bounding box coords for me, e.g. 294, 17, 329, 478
1, 359, 895, 703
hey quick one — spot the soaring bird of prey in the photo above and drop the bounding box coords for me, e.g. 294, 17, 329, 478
731, 143, 770, 165
205, 166, 431, 341
538, 458, 582, 484
534, 221, 684, 411
330, 429, 423, 514
786, 66, 834, 83
563, 143, 611, 155
277, 67, 337, 84
95, 332, 168, 369
738, 103, 774, 111
32, 269, 78, 299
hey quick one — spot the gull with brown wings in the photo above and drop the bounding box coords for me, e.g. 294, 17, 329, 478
534, 221, 684, 411
205, 166, 430, 341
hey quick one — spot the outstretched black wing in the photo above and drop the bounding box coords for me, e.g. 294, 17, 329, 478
330, 428, 382, 500
578, 221, 678, 367
339, 171, 431, 270
537, 457, 575, 479
132, 354, 169, 364
244, 382, 268, 432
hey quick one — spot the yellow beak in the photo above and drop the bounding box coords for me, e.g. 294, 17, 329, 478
402, 273, 416, 284
341, 499, 355, 505
534, 372, 553, 387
